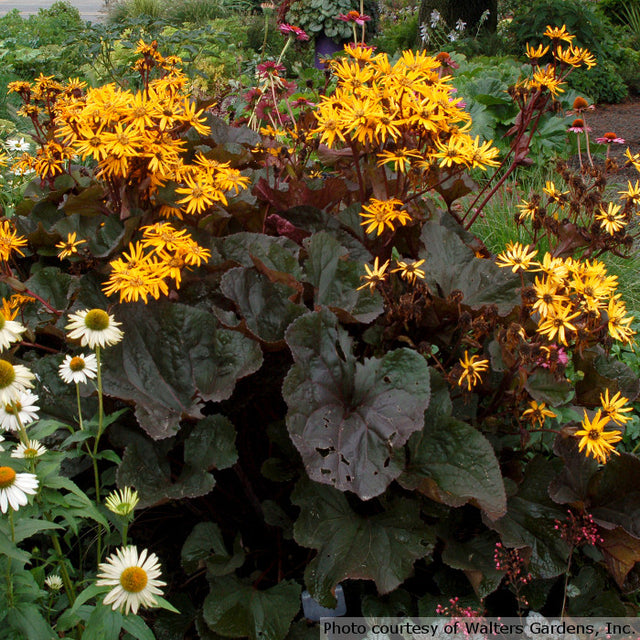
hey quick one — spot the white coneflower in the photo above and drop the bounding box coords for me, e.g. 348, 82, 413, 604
45, 574, 63, 591
0, 434, 4, 451
11, 439, 47, 459
0, 390, 39, 432
0, 360, 35, 407
58, 353, 98, 384
0, 313, 26, 351
97, 546, 166, 615
66, 309, 123, 350
105, 487, 139, 517
0, 466, 38, 512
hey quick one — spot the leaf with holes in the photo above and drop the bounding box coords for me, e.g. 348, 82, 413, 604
292, 479, 433, 607
283, 309, 430, 500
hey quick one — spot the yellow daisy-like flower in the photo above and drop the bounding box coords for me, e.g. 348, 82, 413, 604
543, 180, 568, 206
359, 198, 410, 236
574, 409, 622, 464
595, 202, 626, 235
606, 297, 635, 344
457, 351, 489, 391
619, 180, 640, 207
536, 305, 580, 346
357, 257, 390, 292
56, 232, 87, 259
392, 259, 426, 284
600, 389, 633, 425
525, 43, 550, 61
0, 221, 28, 262
522, 400, 556, 428
495, 242, 537, 273
543, 24, 575, 44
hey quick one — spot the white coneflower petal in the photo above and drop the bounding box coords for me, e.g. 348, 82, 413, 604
11, 439, 47, 459
0, 466, 38, 512
97, 545, 166, 615
0, 314, 26, 351
44, 574, 63, 591
105, 487, 139, 516
66, 309, 123, 350
0, 390, 39, 432
0, 360, 35, 407
58, 353, 98, 384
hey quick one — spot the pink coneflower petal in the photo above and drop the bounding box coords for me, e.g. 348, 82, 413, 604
596, 132, 625, 144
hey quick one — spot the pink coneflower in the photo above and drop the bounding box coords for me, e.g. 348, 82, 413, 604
278, 23, 309, 41
256, 61, 286, 79
337, 10, 371, 25
596, 131, 625, 144
571, 96, 594, 113
568, 118, 591, 133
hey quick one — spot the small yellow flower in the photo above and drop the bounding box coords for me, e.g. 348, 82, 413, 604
595, 202, 626, 235
543, 24, 575, 44
495, 242, 538, 273
600, 389, 633, 425
392, 259, 426, 284
536, 305, 580, 346
457, 351, 489, 391
357, 257, 390, 292
574, 409, 622, 465
56, 232, 87, 259
521, 400, 556, 428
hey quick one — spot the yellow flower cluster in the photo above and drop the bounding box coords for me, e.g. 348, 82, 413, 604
10, 42, 250, 219
496, 246, 635, 345
314, 47, 500, 174
0, 221, 28, 262
522, 25, 596, 96
103, 223, 211, 303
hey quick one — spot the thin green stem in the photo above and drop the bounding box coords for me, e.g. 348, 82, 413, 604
75, 383, 84, 431
50, 534, 76, 606
14, 410, 29, 448
92, 345, 105, 566
122, 521, 129, 547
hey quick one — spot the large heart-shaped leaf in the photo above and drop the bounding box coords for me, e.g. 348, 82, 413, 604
401, 370, 505, 519
303, 232, 384, 323
116, 416, 236, 508
220, 267, 306, 344
418, 216, 521, 315
203, 576, 300, 640
292, 479, 433, 607
102, 301, 262, 439
283, 309, 430, 500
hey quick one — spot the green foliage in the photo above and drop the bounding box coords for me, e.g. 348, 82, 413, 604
568, 60, 628, 104
285, 0, 356, 40
507, 0, 607, 55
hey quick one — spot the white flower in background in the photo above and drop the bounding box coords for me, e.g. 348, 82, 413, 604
0, 360, 35, 407
11, 439, 47, 459
105, 487, 140, 517
5, 138, 30, 152
0, 313, 26, 351
66, 309, 123, 350
0, 390, 39, 432
448, 31, 458, 41
455, 18, 467, 31
429, 9, 441, 27
45, 574, 63, 591
97, 546, 166, 615
0, 466, 38, 512
59, 353, 98, 384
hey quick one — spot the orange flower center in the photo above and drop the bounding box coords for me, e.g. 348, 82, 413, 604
69, 357, 86, 372
0, 466, 16, 488
119, 566, 148, 593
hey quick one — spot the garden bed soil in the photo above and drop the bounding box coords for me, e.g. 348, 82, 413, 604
582, 98, 640, 182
